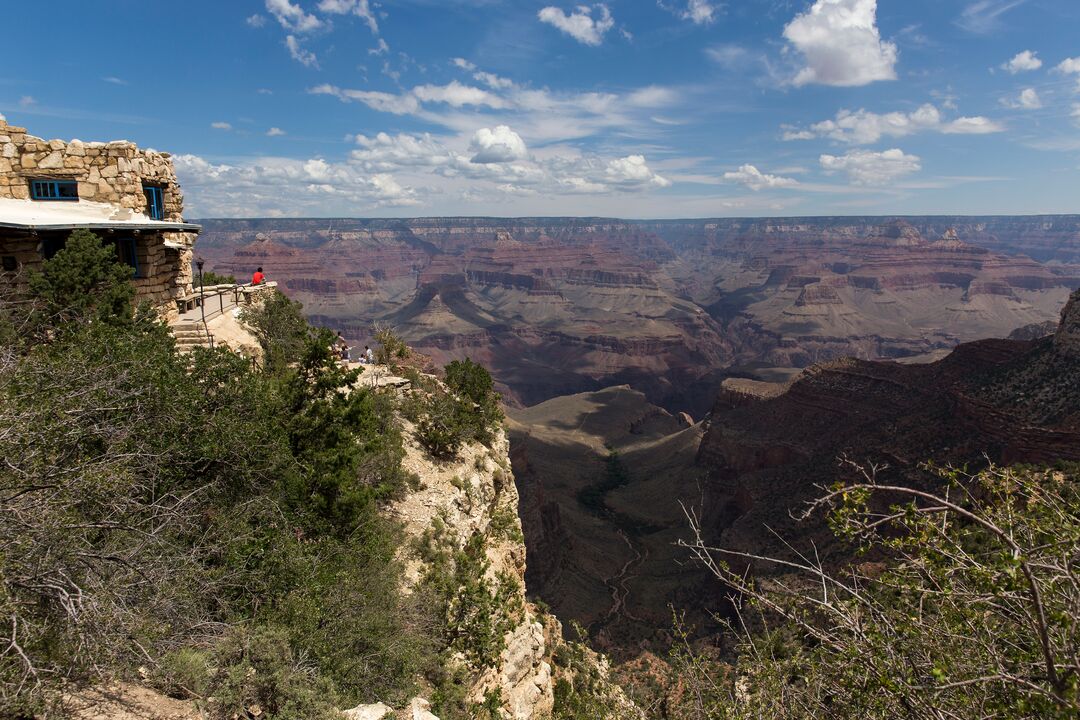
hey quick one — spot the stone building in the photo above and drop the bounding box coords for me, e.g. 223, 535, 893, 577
0, 116, 199, 320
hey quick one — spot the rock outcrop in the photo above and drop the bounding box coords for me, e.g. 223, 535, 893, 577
696, 288, 1080, 577
390, 424, 556, 719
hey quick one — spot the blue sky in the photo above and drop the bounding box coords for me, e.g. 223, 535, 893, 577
2, 0, 1079, 218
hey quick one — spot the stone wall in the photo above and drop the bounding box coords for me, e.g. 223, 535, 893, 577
0, 117, 196, 319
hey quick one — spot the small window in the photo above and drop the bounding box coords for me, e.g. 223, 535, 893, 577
113, 236, 141, 277
143, 184, 164, 220
30, 179, 78, 201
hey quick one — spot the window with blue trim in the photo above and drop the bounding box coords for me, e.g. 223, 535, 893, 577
113, 236, 142, 278
30, 179, 78, 201
143, 184, 164, 220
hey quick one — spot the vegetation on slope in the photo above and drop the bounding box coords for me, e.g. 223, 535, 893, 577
662, 461, 1080, 720
0, 230, 513, 719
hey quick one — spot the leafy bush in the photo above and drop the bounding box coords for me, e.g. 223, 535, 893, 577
0, 235, 435, 714
241, 291, 311, 372
193, 269, 236, 287
373, 323, 410, 366
26, 228, 134, 330
678, 462, 1080, 719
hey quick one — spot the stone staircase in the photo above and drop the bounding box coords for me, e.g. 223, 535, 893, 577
171, 321, 214, 352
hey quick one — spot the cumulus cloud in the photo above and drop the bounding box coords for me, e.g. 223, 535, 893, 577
246, 14, 267, 28
353, 129, 667, 193
1058, 57, 1080, 75
538, 4, 615, 46
784, 103, 1004, 144
317, 0, 378, 34
820, 148, 921, 185
605, 155, 671, 187
265, 0, 322, 32
210, 121, 232, 130
1001, 50, 1041, 73
723, 164, 799, 191
783, 0, 898, 87
173, 153, 419, 216
1002, 88, 1042, 109
1056, 57, 1080, 91
470, 126, 528, 163
453, 58, 477, 71
369, 38, 390, 56
267, 127, 287, 136
285, 35, 319, 67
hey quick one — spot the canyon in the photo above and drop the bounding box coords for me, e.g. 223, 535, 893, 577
195, 216, 1080, 417
194, 216, 1080, 653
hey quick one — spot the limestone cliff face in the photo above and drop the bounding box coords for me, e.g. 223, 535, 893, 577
390, 425, 555, 719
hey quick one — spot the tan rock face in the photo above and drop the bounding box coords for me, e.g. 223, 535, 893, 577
389, 414, 554, 720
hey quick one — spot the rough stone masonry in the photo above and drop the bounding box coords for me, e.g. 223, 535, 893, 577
0, 116, 197, 319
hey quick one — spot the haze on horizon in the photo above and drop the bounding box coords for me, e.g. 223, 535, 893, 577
2, 0, 1079, 219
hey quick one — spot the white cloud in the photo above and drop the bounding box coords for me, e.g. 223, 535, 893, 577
211, 121, 233, 130
413, 81, 508, 109
538, 4, 614, 46
174, 153, 419, 216
605, 155, 671, 188
246, 14, 267, 28
723, 164, 799, 190
265, 0, 323, 32
1001, 88, 1042, 110
785, 103, 1004, 144
1072, 104, 1080, 125
1056, 57, 1080, 91
470, 126, 528, 163
312, 84, 421, 113
783, 0, 898, 87
102, 76, 128, 85
1001, 50, 1041, 73
453, 58, 476, 71
473, 71, 515, 90
819, 148, 921, 185
957, 1, 1028, 35
312, 75, 673, 145
18, 96, 35, 107
660, 0, 718, 25
370, 38, 390, 56
267, 127, 287, 136
317, 0, 378, 34
285, 35, 319, 67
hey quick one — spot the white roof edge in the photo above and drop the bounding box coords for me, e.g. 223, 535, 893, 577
0, 197, 201, 233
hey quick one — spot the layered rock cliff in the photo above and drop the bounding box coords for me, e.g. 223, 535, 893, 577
194, 217, 1079, 415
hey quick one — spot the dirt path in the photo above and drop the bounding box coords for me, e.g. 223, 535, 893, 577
605, 529, 647, 623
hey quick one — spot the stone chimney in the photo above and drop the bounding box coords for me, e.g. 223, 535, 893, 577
1053, 289, 1080, 358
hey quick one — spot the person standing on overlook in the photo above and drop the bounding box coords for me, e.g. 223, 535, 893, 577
252, 267, 265, 285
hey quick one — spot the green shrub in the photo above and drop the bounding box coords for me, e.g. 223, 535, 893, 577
207, 626, 339, 720
0, 243, 436, 712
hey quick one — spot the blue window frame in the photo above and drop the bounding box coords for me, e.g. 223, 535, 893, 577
30, 179, 78, 201
143, 184, 164, 220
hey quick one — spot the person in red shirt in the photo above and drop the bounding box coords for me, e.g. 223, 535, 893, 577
252, 267, 265, 285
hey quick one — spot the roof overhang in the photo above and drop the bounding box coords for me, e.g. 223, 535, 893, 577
0, 198, 201, 234
0, 220, 202, 233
